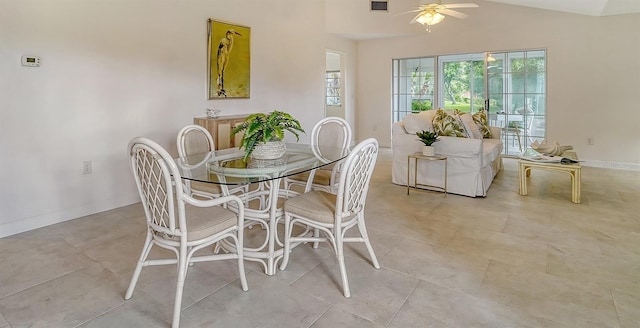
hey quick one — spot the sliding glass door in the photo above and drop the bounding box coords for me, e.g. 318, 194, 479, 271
393, 49, 546, 157
486, 50, 546, 156
437, 53, 486, 114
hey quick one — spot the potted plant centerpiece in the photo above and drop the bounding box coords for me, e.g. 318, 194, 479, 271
416, 130, 439, 156
232, 110, 305, 160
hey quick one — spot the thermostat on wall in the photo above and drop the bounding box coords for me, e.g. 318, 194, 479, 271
21, 55, 41, 67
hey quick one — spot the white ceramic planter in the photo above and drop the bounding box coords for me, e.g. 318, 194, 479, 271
422, 145, 435, 156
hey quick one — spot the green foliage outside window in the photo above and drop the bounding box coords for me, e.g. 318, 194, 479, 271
411, 100, 432, 112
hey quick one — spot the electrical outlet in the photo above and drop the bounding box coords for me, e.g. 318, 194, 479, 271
82, 160, 92, 174
587, 137, 594, 145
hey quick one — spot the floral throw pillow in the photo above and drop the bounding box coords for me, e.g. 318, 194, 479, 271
432, 108, 466, 137
457, 111, 483, 139
472, 109, 493, 138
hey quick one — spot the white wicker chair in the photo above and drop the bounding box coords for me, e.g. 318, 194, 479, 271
125, 137, 248, 328
284, 117, 352, 193
279, 138, 380, 297
177, 124, 246, 198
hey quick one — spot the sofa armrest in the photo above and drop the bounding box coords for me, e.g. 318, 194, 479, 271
489, 126, 501, 140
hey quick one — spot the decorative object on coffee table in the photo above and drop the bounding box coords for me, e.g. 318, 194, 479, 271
232, 111, 305, 160
531, 139, 573, 156
416, 130, 439, 156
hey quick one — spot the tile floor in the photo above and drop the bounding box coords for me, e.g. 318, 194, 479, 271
1, 149, 640, 327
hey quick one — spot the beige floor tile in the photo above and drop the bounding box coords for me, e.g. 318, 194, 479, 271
389, 279, 549, 328
382, 238, 490, 294
446, 228, 549, 268
291, 255, 419, 326
612, 286, 640, 326
0, 313, 9, 328
0, 263, 125, 328
0, 238, 96, 299
180, 271, 331, 328
478, 260, 619, 327
78, 295, 171, 327
310, 306, 384, 328
546, 244, 640, 291
369, 211, 460, 247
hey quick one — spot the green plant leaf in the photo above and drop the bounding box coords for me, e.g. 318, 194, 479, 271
232, 110, 306, 159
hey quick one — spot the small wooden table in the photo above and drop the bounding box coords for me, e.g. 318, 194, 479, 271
407, 153, 447, 196
518, 159, 581, 203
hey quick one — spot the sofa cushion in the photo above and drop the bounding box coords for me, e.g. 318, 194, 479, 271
472, 109, 493, 138
459, 112, 483, 139
432, 108, 466, 137
402, 113, 428, 134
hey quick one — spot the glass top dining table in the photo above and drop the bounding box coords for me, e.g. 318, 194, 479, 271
175, 143, 348, 186
173, 143, 350, 276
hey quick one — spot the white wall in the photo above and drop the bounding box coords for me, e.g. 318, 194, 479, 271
325, 34, 358, 136
0, 0, 327, 237
328, 0, 640, 168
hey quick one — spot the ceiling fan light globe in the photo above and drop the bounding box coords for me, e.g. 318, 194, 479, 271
417, 11, 445, 25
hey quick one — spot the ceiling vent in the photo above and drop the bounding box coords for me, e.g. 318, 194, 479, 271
371, 1, 388, 11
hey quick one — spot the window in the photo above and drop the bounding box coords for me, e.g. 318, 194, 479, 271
392, 57, 435, 122
392, 50, 546, 156
326, 71, 341, 106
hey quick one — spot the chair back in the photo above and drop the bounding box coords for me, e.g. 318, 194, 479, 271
335, 138, 378, 219
311, 117, 352, 149
177, 125, 214, 158
311, 117, 352, 169
129, 137, 186, 237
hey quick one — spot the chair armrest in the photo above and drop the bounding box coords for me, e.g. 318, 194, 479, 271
182, 194, 245, 224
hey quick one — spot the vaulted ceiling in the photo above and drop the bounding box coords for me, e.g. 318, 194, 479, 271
485, 0, 640, 16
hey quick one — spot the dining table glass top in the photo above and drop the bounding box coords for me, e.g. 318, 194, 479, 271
175, 143, 349, 185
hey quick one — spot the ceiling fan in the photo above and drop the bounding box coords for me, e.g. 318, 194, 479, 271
405, 1, 479, 32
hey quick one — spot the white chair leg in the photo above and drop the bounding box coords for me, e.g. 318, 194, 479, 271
279, 213, 292, 270
234, 234, 248, 291
125, 232, 153, 300
357, 214, 380, 269
187, 246, 194, 267
336, 233, 351, 298
172, 248, 188, 328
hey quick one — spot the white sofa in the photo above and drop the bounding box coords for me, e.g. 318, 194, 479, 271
392, 111, 503, 197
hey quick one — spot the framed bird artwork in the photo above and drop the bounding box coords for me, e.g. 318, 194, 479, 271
207, 19, 250, 99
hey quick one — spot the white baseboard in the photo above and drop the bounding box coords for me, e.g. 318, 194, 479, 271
0, 193, 140, 238
582, 160, 640, 171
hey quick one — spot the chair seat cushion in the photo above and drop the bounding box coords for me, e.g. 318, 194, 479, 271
284, 191, 336, 224
185, 204, 238, 241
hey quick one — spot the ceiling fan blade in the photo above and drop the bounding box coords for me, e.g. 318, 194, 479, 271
445, 3, 479, 9
394, 8, 423, 17
409, 12, 426, 24
440, 8, 469, 19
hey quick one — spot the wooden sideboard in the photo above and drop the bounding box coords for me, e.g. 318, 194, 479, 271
193, 115, 248, 150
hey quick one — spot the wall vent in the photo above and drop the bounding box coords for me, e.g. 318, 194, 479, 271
371, 1, 388, 11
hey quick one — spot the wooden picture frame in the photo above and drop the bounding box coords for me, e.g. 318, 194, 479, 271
208, 19, 250, 99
